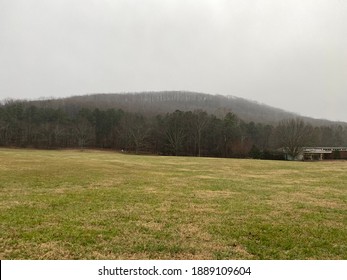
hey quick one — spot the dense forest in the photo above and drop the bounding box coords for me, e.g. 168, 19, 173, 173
1, 97, 347, 159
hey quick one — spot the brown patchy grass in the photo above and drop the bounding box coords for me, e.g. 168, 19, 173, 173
0, 148, 346, 259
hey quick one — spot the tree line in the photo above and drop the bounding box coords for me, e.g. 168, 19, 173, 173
1, 100, 347, 159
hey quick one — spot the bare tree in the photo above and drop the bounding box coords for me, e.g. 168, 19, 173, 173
193, 110, 208, 157
127, 115, 148, 154
164, 111, 186, 156
276, 118, 313, 159
74, 118, 95, 150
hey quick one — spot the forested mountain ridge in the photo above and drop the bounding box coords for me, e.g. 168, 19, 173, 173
1, 91, 346, 157
25, 91, 341, 125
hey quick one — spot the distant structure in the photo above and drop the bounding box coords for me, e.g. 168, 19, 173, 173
285, 147, 347, 161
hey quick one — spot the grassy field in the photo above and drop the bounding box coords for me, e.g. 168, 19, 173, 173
0, 148, 346, 260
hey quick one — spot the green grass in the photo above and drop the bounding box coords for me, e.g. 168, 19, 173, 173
0, 148, 346, 259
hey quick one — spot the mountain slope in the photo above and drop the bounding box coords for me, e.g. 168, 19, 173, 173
29, 91, 341, 125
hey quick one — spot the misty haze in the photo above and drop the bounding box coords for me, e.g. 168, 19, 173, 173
1, 0, 347, 121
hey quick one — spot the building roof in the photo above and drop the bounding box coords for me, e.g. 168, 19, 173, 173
303, 147, 347, 154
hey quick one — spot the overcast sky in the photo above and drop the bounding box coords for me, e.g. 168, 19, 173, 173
1, 0, 346, 121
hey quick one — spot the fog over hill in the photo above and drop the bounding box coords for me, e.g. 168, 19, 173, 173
27, 91, 344, 126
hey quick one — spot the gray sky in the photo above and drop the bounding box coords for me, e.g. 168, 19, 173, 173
1, 0, 346, 121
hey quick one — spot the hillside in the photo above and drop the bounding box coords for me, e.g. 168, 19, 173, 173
27, 91, 338, 125
2, 90, 347, 155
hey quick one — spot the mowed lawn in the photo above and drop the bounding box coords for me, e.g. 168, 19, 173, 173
0, 148, 346, 260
